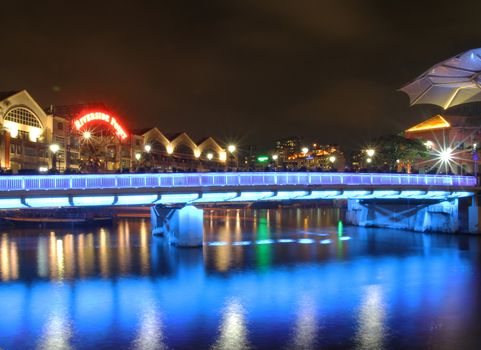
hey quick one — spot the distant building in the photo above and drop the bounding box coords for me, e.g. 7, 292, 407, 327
0, 90, 227, 173
275, 137, 302, 163
284, 143, 345, 171
404, 114, 481, 174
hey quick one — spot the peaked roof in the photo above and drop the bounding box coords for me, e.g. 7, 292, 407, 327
405, 115, 451, 132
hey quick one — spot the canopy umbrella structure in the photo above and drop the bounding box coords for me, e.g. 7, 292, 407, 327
400, 48, 481, 109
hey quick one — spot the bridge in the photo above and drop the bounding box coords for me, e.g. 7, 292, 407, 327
0, 172, 477, 246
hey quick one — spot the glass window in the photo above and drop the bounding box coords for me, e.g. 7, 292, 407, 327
4, 107, 42, 128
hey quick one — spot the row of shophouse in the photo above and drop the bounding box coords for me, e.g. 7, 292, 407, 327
0, 90, 228, 173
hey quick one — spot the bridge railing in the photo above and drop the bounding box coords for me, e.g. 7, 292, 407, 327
0, 172, 475, 192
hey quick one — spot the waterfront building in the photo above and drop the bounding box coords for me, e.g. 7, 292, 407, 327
282, 143, 345, 171
0, 90, 227, 173
404, 114, 481, 174
274, 136, 302, 163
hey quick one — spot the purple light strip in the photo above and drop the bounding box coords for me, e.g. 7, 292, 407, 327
0, 172, 475, 192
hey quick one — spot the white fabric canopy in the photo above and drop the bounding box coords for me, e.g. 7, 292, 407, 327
400, 48, 481, 109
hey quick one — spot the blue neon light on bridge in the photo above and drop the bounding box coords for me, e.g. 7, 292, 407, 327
0, 172, 475, 209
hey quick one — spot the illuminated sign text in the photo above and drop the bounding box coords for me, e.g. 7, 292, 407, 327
74, 112, 128, 140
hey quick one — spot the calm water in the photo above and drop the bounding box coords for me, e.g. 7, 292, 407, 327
1, 208, 481, 349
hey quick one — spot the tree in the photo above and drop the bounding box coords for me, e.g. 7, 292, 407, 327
372, 134, 428, 172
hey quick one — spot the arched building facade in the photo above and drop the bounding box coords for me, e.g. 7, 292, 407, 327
0, 90, 227, 173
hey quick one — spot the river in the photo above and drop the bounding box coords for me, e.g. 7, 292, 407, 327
1, 207, 480, 349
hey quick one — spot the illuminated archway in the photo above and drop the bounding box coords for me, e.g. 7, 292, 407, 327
73, 111, 128, 140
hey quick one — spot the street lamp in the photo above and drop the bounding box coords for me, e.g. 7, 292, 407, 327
366, 148, 375, 157
301, 147, 309, 154
144, 144, 151, 153
207, 153, 213, 161
83, 131, 91, 140
329, 156, 336, 163
272, 154, 279, 161
49, 143, 60, 172
228, 144, 236, 153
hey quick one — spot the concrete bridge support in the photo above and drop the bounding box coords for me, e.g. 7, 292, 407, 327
151, 205, 204, 247
346, 197, 479, 234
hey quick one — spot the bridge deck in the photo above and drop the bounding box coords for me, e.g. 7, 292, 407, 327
0, 172, 476, 209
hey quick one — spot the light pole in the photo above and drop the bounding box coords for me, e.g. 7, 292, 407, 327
135, 152, 141, 171
228, 144, 237, 170
50, 143, 60, 173
365, 148, 375, 168
272, 154, 279, 170
144, 144, 151, 170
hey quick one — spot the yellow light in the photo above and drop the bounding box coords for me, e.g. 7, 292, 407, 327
83, 131, 91, 139
405, 115, 450, 132
4, 121, 18, 138
144, 144, 151, 153
207, 153, 214, 160
166, 144, 174, 154
329, 156, 336, 163
49, 144, 60, 153
366, 149, 375, 157
302, 147, 309, 154
135, 153, 141, 161
219, 151, 227, 161
29, 127, 42, 142
228, 145, 236, 153
194, 149, 201, 158
366, 158, 372, 163
272, 154, 279, 160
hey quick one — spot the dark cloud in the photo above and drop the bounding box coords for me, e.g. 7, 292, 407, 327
2, 0, 481, 150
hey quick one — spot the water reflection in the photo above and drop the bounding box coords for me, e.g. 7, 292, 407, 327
132, 308, 165, 350
37, 311, 73, 350
0, 233, 18, 281
0, 209, 480, 349
212, 298, 250, 350
289, 294, 319, 350
355, 285, 386, 350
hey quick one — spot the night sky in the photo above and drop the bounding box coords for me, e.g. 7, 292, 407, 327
2, 0, 481, 150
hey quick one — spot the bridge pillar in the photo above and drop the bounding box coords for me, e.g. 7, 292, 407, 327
151, 205, 204, 247
346, 199, 462, 233
468, 195, 479, 233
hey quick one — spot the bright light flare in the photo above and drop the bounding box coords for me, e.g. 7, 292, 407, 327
49, 144, 60, 153
418, 130, 470, 174
440, 147, 453, 162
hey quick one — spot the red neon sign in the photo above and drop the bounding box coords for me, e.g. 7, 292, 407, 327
73, 112, 128, 140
